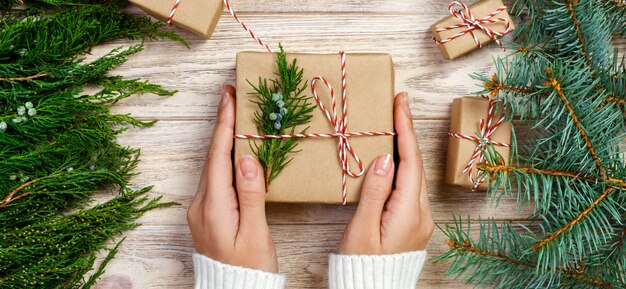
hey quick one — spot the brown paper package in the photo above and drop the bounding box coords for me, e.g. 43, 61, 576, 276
130, 0, 223, 39
445, 97, 511, 187
235, 51, 395, 204
431, 0, 515, 60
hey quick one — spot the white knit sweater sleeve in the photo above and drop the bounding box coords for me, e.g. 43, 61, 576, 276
328, 251, 427, 289
192, 253, 286, 289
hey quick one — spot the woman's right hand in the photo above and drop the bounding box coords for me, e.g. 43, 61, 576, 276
339, 91, 434, 255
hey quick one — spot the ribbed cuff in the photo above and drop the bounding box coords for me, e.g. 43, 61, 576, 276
329, 251, 427, 289
193, 253, 286, 289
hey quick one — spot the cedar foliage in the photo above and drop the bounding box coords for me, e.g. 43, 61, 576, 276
436, 0, 626, 288
248, 44, 315, 186
1, 2, 179, 287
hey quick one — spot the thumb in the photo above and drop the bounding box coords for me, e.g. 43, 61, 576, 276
235, 155, 268, 230
351, 154, 394, 235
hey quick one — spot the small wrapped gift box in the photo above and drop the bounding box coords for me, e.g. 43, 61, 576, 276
234, 51, 395, 204
130, 0, 223, 39
445, 96, 511, 188
431, 0, 515, 60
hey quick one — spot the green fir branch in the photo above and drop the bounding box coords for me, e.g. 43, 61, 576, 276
439, 0, 626, 287
436, 217, 623, 289
247, 44, 315, 186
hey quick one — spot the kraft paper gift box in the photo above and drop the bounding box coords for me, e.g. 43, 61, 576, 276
431, 0, 515, 60
445, 96, 511, 187
234, 51, 395, 204
131, 0, 223, 39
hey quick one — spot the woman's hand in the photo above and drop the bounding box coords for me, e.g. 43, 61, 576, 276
339, 92, 434, 255
187, 85, 278, 272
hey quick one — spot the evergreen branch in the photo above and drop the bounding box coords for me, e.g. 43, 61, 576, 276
539, 0, 614, 79
484, 59, 622, 112
445, 238, 533, 267
560, 0, 616, 97
0, 73, 47, 81
478, 163, 626, 190
585, 216, 626, 274
0, 191, 30, 208
82, 237, 125, 288
0, 187, 176, 288
444, 0, 626, 286
479, 158, 626, 271
0, 179, 37, 208
600, 0, 626, 34
0, 3, 182, 287
1, 0, 126, 12
484, 73, 538, 97
530, 188, 616, 251
565, 0, 595, 75
247, 44, 315, 186
436, 218, 620, 288
446, 239, 614, 288
543, 68, 606, 178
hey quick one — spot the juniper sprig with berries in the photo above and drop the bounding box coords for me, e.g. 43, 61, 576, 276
0, 2, 180, 287
247, 44, 315, 187
435, 0, 626, 288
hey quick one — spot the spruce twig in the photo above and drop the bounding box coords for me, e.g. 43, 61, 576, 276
439, 0, 626, 287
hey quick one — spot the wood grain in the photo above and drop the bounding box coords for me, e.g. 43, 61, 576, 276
105, 13, 514, 121
112, 119, 533, 227
94, 1, 625, 288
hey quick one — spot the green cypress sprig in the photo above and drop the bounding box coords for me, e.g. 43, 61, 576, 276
0, 187, 176, 288
247, 44, 315, 187
1, 3, 180, 287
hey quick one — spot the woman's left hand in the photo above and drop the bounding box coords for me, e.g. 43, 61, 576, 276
187, 84, 278, 273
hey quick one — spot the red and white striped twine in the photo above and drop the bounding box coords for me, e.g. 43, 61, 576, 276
166, 0, 181, 25
448, 95, 510, 190
222, 0, 273, 52
167, 0, 273, 52
434, 1, 511, 48
235, 52, 396, 205
167, 0, 395, 204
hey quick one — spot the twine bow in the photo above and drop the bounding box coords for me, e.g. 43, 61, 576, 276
448, 95, 510, 189
234, 52, 396, 205
434, 1, 511, 48
166, 0, 395, 204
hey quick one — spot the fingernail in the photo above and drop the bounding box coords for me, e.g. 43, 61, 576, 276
239, 155, 258, 178
218, 86, 230, 113
374, 154, 392, 176
399, 92, 412, 118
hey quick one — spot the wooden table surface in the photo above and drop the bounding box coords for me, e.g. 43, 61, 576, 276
89, 1, 625, 288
